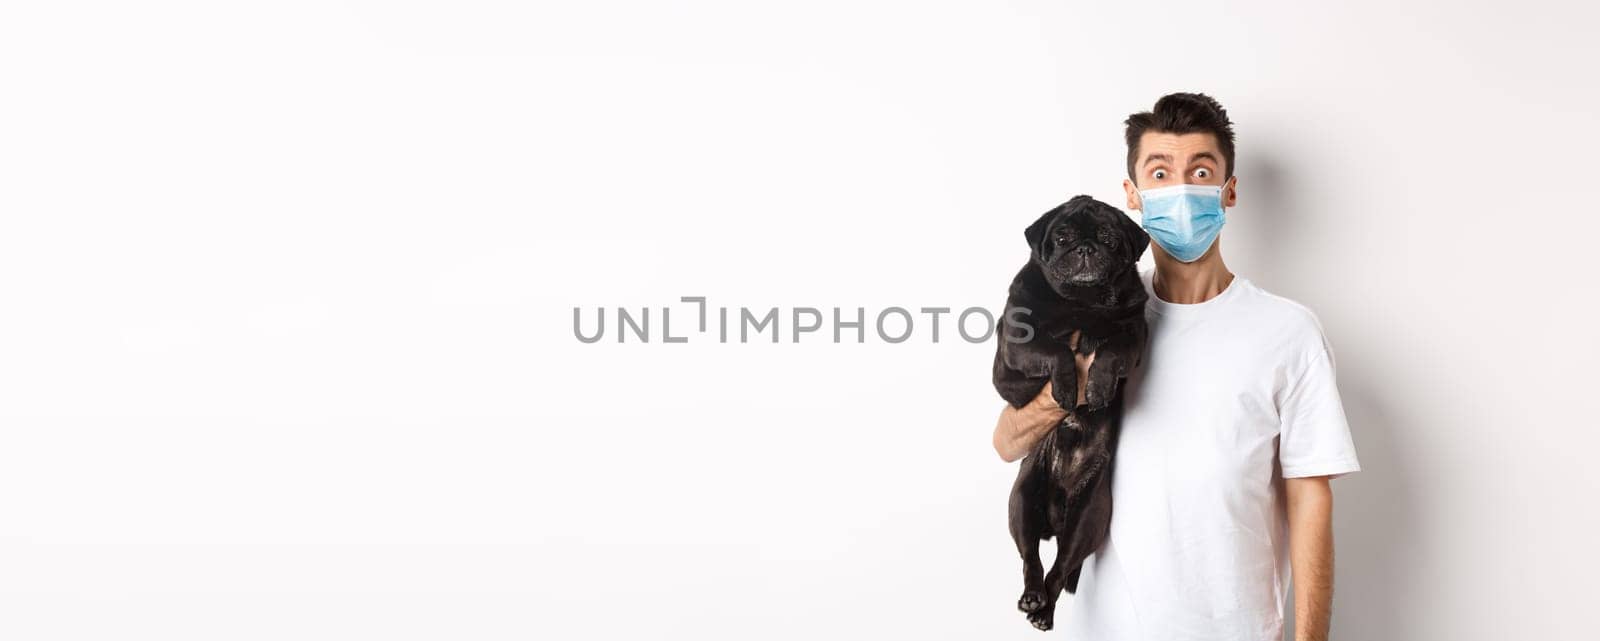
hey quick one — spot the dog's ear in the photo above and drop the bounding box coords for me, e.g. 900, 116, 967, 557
1113, 204, 1149, 262
1024, 202, 1067, 264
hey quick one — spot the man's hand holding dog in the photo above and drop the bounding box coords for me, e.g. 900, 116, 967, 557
992, 331, 1096, 462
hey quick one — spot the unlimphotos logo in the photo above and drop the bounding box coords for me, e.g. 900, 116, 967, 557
573, 296, 1039, 344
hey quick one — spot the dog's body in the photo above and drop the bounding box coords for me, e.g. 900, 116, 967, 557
994, 195, 1149, 631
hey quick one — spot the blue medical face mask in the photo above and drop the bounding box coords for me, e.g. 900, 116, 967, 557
1134, 180, 1231, 263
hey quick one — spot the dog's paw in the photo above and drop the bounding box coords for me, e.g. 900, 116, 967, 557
1050, 367, 1078, 409
1083, 355, 1125, 409
1083, 376, 1115, 410
1051, 383, 1078, 410
1017, 590, 1046, 613
1026, 607, 1055, 631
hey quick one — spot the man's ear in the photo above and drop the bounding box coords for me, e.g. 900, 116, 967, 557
1024, 205, 1063, 264
1123, 178, 1142, 211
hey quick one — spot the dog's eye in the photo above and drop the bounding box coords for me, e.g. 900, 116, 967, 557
1098, 230, 1117, 247
1054, 235, 1068, 246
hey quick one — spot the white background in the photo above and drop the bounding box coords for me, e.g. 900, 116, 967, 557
2, 1, 1597, 639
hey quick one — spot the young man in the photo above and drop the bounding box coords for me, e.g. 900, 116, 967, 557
991, 93, 1361, 641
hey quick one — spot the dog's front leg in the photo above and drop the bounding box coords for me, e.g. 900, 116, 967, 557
1050, 350, 1080, 410
1000, 330, 1074, 410
1084, 331, 1139, 410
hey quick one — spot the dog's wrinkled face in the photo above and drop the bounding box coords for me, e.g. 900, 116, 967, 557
1025, 195, 1149, 295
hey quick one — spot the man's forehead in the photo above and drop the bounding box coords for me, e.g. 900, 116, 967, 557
1138, 131, 1222, 162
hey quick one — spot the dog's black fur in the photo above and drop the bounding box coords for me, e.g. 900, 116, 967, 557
993, 195, 1149, 631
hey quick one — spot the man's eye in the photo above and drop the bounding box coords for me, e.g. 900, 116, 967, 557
1151, 169, 1167, 180
1194, 168, 1211, 179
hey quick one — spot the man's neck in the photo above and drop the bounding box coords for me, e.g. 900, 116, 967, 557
1151, 246, 1235, 305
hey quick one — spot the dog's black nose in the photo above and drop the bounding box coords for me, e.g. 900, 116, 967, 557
1072, 244, 1095, 257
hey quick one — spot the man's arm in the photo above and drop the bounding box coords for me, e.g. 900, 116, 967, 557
992, 381, 1067, 462
1286, 475, 1336, 641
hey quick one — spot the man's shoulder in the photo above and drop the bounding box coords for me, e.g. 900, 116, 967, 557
1238, 277, 1322, 324
1232, 277, 1333, 349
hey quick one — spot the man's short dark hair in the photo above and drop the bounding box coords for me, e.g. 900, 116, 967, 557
1124, 92, 1236, 181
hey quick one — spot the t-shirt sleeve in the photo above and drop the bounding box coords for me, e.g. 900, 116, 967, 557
1276, 334, 1362, 479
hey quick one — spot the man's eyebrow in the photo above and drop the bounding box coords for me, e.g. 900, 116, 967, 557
1189, 151, 1220, 164
1141, 153, 1173, 166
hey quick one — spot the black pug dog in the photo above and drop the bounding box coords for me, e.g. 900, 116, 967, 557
993, 195, 1149, 631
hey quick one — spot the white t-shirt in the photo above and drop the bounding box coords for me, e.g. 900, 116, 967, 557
1061, 267, 1362, 640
